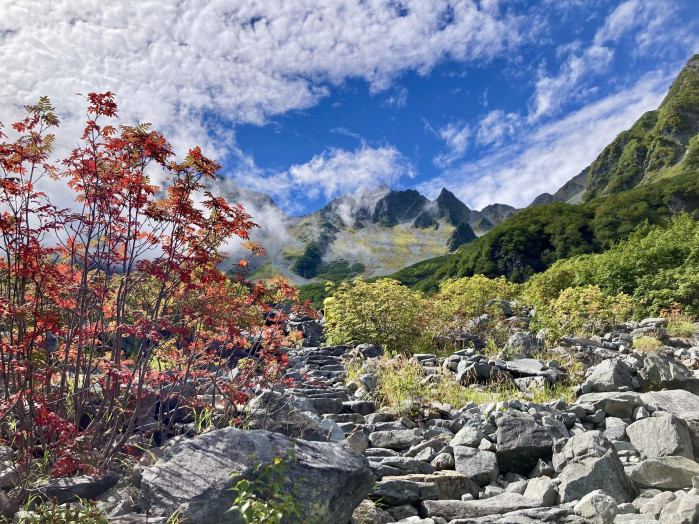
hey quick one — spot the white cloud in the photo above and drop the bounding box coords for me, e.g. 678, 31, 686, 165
384, 87, 409, 109
0, 0, 526, 160
593, 0, 679, 52
530, 44, 614, 119
529, 0, 693, 122
433, 122, 471, 167
476, 110, 521, 147
418, 70, 671, 210
232, 145, 414, 213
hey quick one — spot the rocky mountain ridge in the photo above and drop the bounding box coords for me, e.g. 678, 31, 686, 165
219, 182, 516, 284
530, 54, 699, 206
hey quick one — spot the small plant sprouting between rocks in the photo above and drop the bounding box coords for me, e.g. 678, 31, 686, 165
18, 497, 109, 524
228, 448, 304, 524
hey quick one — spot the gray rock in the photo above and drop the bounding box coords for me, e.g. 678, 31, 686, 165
523, 476, 558, 507
506, 332, 539, 356
388, 504, 419, 520
431, 453, 455, 471
447, 506, 586, 523
638, 353, 697, 392
554, 431, 638, 503
370, 456, 436, 478
369, 429, 423, 450
139, 428, 373, 524
496, 415, 554, 475
626, 413, 694, 460
343, 431, 370, 454
419, 493, 542, 520
407, 438, 447, 458
577, 391, 644, 419
583, 359, 634, 393
0, 492, 18, 519
453, 447, 499, 486
629, 456, 699, 489
34, 472, 121, 504
505, 359, 567, 383
369, 479, 439, 506
352, 499, 394, 523
451, 426, 488, 448
388, 472, 480, 500
658, 494, 699, 524
245, 390, 332, 441
637, 491, 676, 518
355, 344, 384, 358
603, 417, 628, 441
574, 489, 617, 524
641, 390, 699, 458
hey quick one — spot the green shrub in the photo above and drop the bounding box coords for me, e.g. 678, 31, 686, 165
438, 275, 520, 323
324, 278, 436, 354
228, 449, 304, 524
535, 285, 634, 339
525, 214, 699, 317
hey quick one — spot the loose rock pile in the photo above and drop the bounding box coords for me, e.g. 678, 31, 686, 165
16, 314, 699, 523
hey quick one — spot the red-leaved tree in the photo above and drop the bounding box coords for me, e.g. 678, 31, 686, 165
0, 93, 308, 488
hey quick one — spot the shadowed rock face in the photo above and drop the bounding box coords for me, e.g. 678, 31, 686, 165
139, 428, 374, 524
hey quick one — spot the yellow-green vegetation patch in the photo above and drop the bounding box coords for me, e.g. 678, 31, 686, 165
347, 356, 578, 415
633, 335, 664, 352
281, 246, 303, 260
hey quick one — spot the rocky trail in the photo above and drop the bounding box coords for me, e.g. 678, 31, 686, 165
18, 314, 699, 524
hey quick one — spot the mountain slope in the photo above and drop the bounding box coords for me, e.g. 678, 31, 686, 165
218, 183, 514, 284
389, 171, 699, 293
385, 55, 699, 293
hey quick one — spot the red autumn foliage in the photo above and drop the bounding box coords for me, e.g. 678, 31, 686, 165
0, 93, 311, 486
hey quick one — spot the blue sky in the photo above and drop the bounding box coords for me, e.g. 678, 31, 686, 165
1, 0, 698, 217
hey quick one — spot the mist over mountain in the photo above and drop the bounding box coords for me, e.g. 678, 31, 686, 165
213, 181, 511, 283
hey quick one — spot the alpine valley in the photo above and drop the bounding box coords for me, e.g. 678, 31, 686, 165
223, 54, 699, 295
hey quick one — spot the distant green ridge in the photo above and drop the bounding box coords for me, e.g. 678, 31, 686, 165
386, 170, 699, 294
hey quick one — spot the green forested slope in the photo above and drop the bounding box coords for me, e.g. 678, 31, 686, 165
387, 171, 699, 293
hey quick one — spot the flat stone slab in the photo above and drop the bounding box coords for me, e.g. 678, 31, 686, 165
505, 359, 567, 383
420, 493, 542, 520
389, 471, 480, 500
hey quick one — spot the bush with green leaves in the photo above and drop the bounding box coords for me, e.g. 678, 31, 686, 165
525, 214, 699, 317
324, 278, 436, 354
228, 449, 304, 524
534, 285, 634, 339
437, 275, 520, 324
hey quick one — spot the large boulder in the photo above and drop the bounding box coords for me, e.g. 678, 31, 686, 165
629, 456, 699, 489
638, 353, 698, 393
139, 428, 374, 524
658, 495, 699, 524
553, 431, 637, 504
582, 359, 634, 393
626, 413, 694, 460
577, 391, 644, 419
453, 447, 499, 486
641, 390, 699, 457
496, 414, 554, 475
